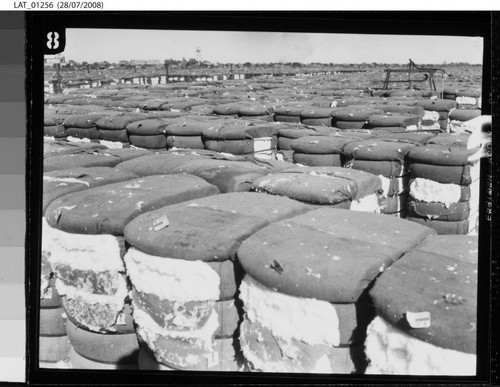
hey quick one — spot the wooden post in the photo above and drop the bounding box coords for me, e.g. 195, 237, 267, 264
408, 60, 412, 89
54, 62, 61, 93
383, 70, 391, 90
430, 71, 437, 91
164, 60, 169, 83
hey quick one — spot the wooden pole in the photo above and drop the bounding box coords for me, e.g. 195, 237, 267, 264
55, 62, 61, 93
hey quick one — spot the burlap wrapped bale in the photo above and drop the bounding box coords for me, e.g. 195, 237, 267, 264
369, 249, 477, 354
43, 166, 139, 213
44, 174, 220, 235
237, 213, 429, 303
253, 166, 382, 205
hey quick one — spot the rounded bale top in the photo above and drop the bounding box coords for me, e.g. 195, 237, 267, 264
44, 174, 220, 235
237, 218, 405, 303
369, 249, 477, 354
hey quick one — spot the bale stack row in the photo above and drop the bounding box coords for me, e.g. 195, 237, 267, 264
236, 209, 436, 372
416, 99, 458, 132
52, 110, 281, 157
43, 111, 70, 140
448, 109, 482, 133
406, 138, 480, 235
342, 138, 417, 218
42, 170, 221, 369
365, 234, 478, 375
443, 88, 481, 109
252, 165, 383, 213
39, 253, 71, 368
124, 192, 313, 371
40, 137, 479, 373
42, 76, 483, 373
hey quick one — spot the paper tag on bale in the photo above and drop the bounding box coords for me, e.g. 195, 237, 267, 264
150, 215, 170, 231
116, 312, 127, 326
254, 137, 273, 152
406, 311, 431, 328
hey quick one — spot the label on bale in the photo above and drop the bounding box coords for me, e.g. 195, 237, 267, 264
406, 311, 431, 328
116, 312, 127, 326
44, 175, 220, 235
150, 215, 170, 231
253, 137, 273, 152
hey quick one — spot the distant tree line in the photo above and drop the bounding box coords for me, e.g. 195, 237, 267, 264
46, 59, 481, 72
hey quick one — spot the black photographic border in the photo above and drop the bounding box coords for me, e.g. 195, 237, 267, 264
25, 10, 497, 385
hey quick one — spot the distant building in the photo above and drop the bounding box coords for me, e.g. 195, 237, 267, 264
44, 55, 63, 66
129, 59, 161, 66
131, 60, 147, 66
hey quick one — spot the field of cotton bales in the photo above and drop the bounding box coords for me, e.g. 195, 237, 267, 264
40, 64, 484, 374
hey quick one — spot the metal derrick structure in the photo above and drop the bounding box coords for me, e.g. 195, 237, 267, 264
383, 59, 446, 91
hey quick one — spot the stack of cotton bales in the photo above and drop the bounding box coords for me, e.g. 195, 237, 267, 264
163, 119, 222, 150
123, 192, 312, 371
213, 102, 251, 118
252, 165, 383, 213
44, 111, 69, 139
372, 131, 437, 146
238, 103, 275, 122
443, 88, 481, 109
43, 141, 108, 159
290, 135, 359, 167
276, 126, 334, 162
332, 98, 375, 108
425, 133, 470, 148
371, 104, 425, 130
236, 209, 435, 373
365, 113, 420, 132
416, 99, 457, 132
276, 127, 319, 151
40, 165, 141, 368
95, 113, 145, 146
140, 99, 171, 111
125, 118, 172, 150
332, 107, 384, 130
43, 148, 150, 173
202, 122, 278, 159
189, 104, 217, 115
448, 109, 482, 134
43, 150, 125, 172
42, 166, 139, 214
42, 174, 220, 369
299, 107, 338, 127
289, 128, 374, 167
62, 113, 110, 141
366, 234, 478, 375
39, 251, 71, 368
116, 149, 285, 193
407, 144, 480, 234
343, 139, 418, 218
159, 97, 207, 112
273, 104, 309, 123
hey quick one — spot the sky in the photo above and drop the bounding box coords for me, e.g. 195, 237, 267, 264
63, 28, 484, 65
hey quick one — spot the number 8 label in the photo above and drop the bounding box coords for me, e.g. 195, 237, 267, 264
46, 31, 60, 50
